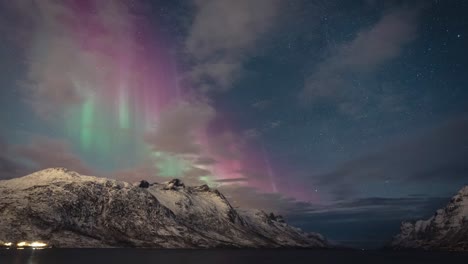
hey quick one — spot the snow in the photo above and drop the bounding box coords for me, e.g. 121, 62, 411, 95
148, 183, 233, 222
391, 185, 468, 250
0, 168, 328, 249
0, 168, 114, 190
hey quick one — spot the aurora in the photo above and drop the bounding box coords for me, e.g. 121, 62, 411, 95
1, 0, 467, 249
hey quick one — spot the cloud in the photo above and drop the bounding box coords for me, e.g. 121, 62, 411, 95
145, 101, 216, 155
219, 185, 307, 213
243, 119, 283, 141
219, 185, 447, 224
110, 162, 169, 184
314, 117, 468, 199
214, 177, 248, 183
194, 156, 217, 165
303, 196, 448, 216
184, 0, 281, 92
301, 5, 422, 115
207, 130, 245, 160
286, 195, 449, 248
14, 136, 94, 175
243, 128, 261, 139
81, 158, 210, 187
0, 135, 94, 179
0, 156, 23, 180
1, 0, 141, 119
0, 139, 27, 180
3, 0, 83, 118
269, 120, 282, 129
252, 99, 272, 110
183, 166, 213, 184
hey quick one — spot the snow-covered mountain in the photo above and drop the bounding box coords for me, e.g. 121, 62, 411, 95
0, 168, 327, 248
390, 186, 468, 251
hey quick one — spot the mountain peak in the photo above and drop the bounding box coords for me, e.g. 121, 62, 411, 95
0, 167, 93, 190
0, 169, 328, 248
390, 185, 468, 251
457, 186, 468, 196
162, 179, 185, 190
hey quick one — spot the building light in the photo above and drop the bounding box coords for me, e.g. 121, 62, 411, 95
12, 241, 48, 248
17, 242, 29, 247
31, 242, 47, 248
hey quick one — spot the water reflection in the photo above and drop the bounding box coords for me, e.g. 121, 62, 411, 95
1, 249, 468, 264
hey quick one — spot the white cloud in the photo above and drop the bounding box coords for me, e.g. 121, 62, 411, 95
145, 101, 216, 155
301, 6, 422, 115
3, 0, 141, 119
185, 0, 281, 92
14, 136, 94, 175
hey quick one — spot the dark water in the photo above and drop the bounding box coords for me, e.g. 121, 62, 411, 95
1, 249, 468, 264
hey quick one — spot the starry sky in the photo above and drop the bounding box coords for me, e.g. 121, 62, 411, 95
1, 0, 468, 248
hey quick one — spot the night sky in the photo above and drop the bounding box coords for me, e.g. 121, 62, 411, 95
1, 0, 468, 248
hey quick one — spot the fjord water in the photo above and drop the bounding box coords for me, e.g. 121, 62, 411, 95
1, 249, 467, 264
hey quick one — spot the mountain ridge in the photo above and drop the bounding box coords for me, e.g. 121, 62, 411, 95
390, 186, 468, 251
0, 168, 327, 248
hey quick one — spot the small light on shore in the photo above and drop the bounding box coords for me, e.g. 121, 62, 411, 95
17, 242, 29, 247
31, 242, 47, 248
14, 241, 48, 248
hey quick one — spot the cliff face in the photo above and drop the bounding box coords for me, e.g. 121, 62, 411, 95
0, 168, 327, 248
390, 186, 468, 251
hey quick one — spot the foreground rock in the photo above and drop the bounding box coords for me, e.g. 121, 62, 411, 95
390, 186, 468, 251
0, 168, 327, 248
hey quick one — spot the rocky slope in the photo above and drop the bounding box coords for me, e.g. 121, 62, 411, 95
0, 168, 327, 248
390, 186, 468, 251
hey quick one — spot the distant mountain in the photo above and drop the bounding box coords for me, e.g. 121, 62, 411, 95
390, 186, 468, 251
0, 168, 327, 248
